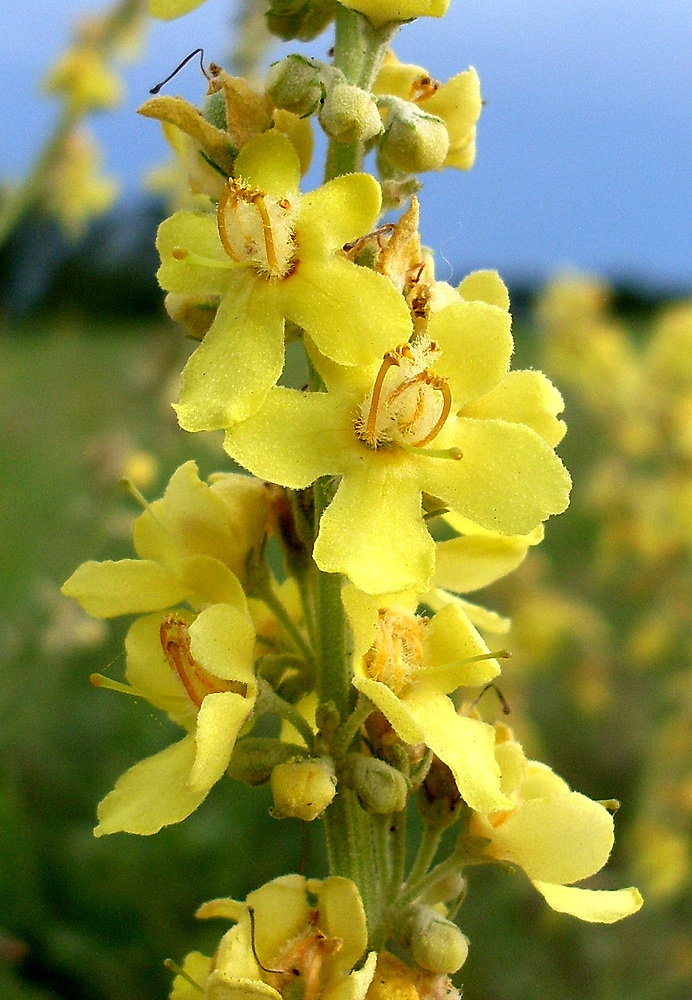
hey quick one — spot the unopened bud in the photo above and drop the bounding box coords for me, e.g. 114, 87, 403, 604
270, 757, 336, 821
342, 754, 408, 813
380, 103, 449, 173
266, 55, 326, 117
402, 906, 469, 974
203, 89, 227, 130
319, 84, 383, 144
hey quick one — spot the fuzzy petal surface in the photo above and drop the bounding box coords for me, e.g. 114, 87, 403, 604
62, 558, 184, 618
434, 527, 542, 593
458, 270, 510, 310
317, 877, 369, 975
247, 876, 310, 966
188, 603, 256, 684
95, 735, 206, 836
353, 675, 426, 745
298, 173, 381, 252
224, 388, 346, 488
314, 459, 435, 594
418, 602, 501, 692
532, 882, 644, 923
423, 419, 571, 535
282, 255, 412, 367
175, 271, 284, 431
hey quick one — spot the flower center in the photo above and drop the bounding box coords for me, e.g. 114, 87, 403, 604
160, 615, 247, 709
217, 178, 297, 278
356, 338, 452, 450
364, 609, 427, 697
263, 913, 343, 1000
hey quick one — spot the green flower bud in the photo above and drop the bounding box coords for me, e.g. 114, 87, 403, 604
266, 0, 338, 43
270, 757, 336, 820
227, 738, 308, 786
342, 753, 408, 813
319, 84, 383, 144
402, 906, 469, 974
266, 55, 325, 118
380, 102, 449, 173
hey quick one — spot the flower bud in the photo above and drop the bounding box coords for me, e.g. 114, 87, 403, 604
203, 89, 227, 130
402, 906, 469, 974
380, 103, 449, 173
342, 754, 408, 813
266, 55, 325, 117
270, 757, 336, 820
319, 84, 383, 144
417, 758, 462, 831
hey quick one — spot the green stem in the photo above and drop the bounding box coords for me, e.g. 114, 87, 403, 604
398, 848, 466, 909
258, 583, 315, 666
331, 694, 375, 759
256, 680, 315, 749
405, 825, 443, 890
324, 8, 400, 181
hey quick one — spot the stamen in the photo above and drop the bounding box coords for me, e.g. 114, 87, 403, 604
251, 192, 279, 275
163, 958, 204, 992
90, 673, 136, 696
171, 247, 235, 269
160, 616, 205, 708
217, 183, 241, 261
412, 375, 452, 447
363, 349, 404, 446
399, 441, 463, 460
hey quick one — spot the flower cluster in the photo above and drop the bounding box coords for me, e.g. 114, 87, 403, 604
62, 2, 644, 996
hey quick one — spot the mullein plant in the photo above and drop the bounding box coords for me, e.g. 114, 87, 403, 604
63, 0, 642, 996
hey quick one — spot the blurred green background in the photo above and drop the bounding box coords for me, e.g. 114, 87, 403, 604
1, 248, 690, 999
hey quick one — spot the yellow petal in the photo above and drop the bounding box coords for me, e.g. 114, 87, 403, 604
246, 875, 310, 967
62, 559, 185, 618
420, 603, 501, 691
314, 458, 435, 594
175, 273, 284, 431
317, 877, 368, 975
422, 418, 571, 536
150, 0, 206, 19
405, 693, 510, 812
532, 882, 644, 923
95, 735, 206, 836
353, 675, 425, 745
427, 299, 513, 408
326, 952, 377, 1000
486, 792, 614, 883
298, 173, 381, 252
339, 0, 450, 28
461, 370, 567, 447
234, 131, 301, 197
157, 211, 233, 297
425, 68, 481, 153
457, 270, 510, 311
224, 388, 347, 489
206, 974, 281, 1000
180, 554, 248, 608
171, 952, 212, 1000
188, 603, 256, 684
124, 614, 193, 723
434, 530, 538, 594
281, 255, 412, 367
189, 691, 254, 793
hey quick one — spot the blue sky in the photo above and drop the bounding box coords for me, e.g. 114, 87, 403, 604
2, 0, 690, 288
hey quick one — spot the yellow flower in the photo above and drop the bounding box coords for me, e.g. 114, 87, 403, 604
345, 585, 511, 813
62, 461, 270, 617
339, 0, 450, 28
470, 732, 643, 922
157, 130, 411, 431
171, 875, 376, 1000
224, 281, 570, 594
149, 0, 207, 19
374, 53, 481, 171
91, 602, 258, 835
61, 462, 272, 834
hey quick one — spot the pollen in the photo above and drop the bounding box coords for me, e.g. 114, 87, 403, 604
364, 608, 427, 697
355, 337, 452, 450
217, 177, 297, 278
